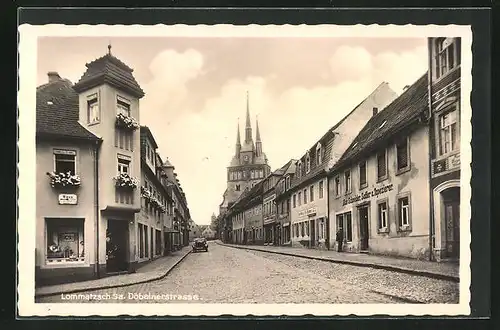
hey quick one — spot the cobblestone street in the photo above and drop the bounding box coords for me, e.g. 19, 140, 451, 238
37, 242, 459, 304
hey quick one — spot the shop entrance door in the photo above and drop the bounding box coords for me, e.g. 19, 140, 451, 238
106, 220, 129, 273
443, 187, 460, 259
359, 206, 369, 251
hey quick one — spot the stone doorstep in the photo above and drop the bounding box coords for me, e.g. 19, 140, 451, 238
35, 248, 192, 298
218, 242, 459, 282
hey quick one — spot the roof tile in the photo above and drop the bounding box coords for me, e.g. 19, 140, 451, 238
333, 73, 428, 171
36, 78, 100, 141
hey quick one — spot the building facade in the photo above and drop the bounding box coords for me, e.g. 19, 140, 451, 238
262, 160, 296, 245
36, 47, 146, 285
136, 126, 171, 264
35, 73, 103, 286
36, 48, 193, 286
328, 73, 431, 259
275, 161, 297, 246
428, 37, 462, 262
289, 82, 398, 250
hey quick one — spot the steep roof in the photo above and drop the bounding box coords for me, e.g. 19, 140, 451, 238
140, 126, 159, 149
73, 49, 145, 99
331, 73, 428, 172
36, 78, 100, 141
289, 82, 393, 191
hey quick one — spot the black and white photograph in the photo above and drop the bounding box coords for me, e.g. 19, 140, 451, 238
17, 23, 472, 316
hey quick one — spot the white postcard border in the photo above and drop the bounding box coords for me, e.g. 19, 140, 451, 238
18, 23, 473, 317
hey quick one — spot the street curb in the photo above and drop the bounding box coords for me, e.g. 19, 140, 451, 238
217, 242, 459, 283
35, 250, 192, 298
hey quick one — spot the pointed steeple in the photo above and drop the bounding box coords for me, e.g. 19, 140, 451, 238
235, 118, 241, 156
255, 115, 261, 142
245, 91, 253, 143
255, 115, 262, 157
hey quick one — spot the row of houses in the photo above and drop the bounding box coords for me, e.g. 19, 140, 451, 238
221, 37, 462, 262
35, 47, 193, 286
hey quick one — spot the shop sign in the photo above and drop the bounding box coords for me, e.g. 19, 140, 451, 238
342, 184, 394, 206
298, 207, 317, 218
58, 194, 78, 205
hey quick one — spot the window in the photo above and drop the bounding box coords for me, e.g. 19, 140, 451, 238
439, 109, 459, 156
117, 96, 131, 116
310, 185, 314, 202
316, 144, 322, 165
251, 171, 255, 179
87, 95, 99, 124
118, 157, 130, 174
336, 212, 352, 242
378, 201, 388, 231
305, 221, 309, 236
334, 176, 341, 196
46, 218, 84, 263
436, 38, 460, 79
398, 196, 411, 228
292, 195, 296, 208
305, 153, 311, 173
319, 180, 324, 199
298, 192, 302, 206
300, 222, 305, 236
396, 138, 410, 171
359, 162, 367, 188
345, 170, 351, 193
377, 150, 387, 180
54, 150, 76, 175
297, 161, 302, 177
286, 176, 291, 190
303, 189, 307, 204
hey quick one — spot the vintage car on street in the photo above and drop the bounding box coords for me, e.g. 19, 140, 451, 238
192, 237, 208, 252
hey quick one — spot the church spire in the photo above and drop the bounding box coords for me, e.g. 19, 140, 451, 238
255, 115, 262, 157
235, 118, 241, 156
245, 91, 253, 144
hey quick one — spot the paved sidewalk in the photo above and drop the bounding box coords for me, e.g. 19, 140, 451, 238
217, 241, 459, 282
35, 247, 191, 298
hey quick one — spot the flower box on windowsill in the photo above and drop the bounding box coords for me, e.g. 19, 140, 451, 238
46, 172, 81, 189
113, 173, 139, 190
115, 113, 140, 131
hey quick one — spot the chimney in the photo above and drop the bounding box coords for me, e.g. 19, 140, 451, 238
372, 107, 378, 116
47, 71, 61, 83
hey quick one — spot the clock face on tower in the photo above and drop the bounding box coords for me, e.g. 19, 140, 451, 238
244, 155, 248, 161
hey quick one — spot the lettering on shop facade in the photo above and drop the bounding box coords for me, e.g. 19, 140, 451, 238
342, 184, 394, 206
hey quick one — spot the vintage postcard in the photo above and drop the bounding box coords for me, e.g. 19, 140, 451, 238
18, 23, 472, 316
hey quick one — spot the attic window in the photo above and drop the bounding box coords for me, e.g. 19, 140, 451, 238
352, 142, 358, 148
46, 101, 53, 105
379, 120, 387, 129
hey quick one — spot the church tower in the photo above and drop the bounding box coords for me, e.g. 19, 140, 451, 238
219, 92, 271, 213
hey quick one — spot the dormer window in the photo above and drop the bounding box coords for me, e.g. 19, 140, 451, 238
316, 143, 322, 165
435, 37, 460, 79
305, 152, 311, 174
117, 95, 131, 117
297, 161, 302, 177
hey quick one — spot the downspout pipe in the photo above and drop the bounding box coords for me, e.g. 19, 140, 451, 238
427, 38, 435, 261
94, 139, 101, 278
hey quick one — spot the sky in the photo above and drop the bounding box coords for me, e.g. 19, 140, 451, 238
37, 36, 428, 225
